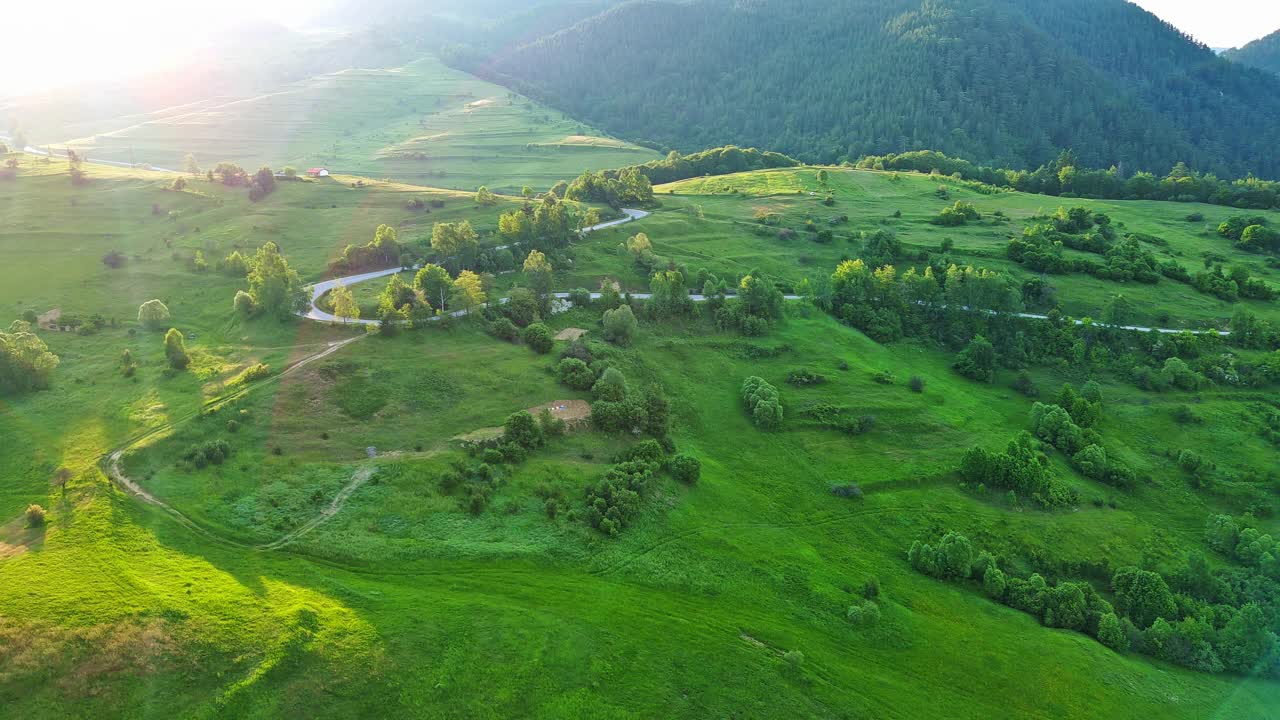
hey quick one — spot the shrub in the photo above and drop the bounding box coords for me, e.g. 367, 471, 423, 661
1097, 612, 1129, 651
863, 576, 880, 599
137, 299, 171, 329
669, 454, 701, 484
846, 601, 881, 626
831, 483, 863, 498
741, 376, 783, 429
503, 411, 543, 450
983, 566, 1007, 599
25, 504, 46, 527
785, 368, 827, 386
164, 328, 189, 370
1177, 449, 1205, 474
568, 288, 592, 307
489, 317, 519, 342
538, 408, 566, 438
783, 650, 805, 668
238, 363, 271, 384
908, 375, 925, 393
523, 323, 554, 354
953, 335, 996, 382
1013, 370, 1038, 397
908, 531, 974, 579
233, 290, 255, 317
593, 367, 629, 401
181, 439, 231, 468
602, 305, 638, 346
556, 358, 596, 390
617, 439, 665, 465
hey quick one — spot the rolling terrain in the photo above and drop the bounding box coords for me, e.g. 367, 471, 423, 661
2, 144, 1279, 716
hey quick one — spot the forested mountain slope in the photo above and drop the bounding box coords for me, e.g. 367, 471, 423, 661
479, 0, 1280, 177
1226, 30, 1280, 76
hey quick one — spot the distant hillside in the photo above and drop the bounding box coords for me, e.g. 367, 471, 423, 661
479, 0, 1280, 178
1225, 30, 1280, 76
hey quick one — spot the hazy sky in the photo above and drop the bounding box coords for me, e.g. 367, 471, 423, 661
1130, 0, 1280, 48
1, 1, 1278, 99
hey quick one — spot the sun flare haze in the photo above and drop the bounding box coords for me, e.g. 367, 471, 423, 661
0, 0, 328, 97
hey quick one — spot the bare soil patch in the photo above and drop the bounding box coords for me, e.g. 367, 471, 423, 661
36, 307, 61, 329
554, 327, 588, 341
527, 399, 592, 429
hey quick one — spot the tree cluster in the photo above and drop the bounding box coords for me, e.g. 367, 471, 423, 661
0, 321, 59, 395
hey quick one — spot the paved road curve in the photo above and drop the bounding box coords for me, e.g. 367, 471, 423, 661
302, 209, 651, 325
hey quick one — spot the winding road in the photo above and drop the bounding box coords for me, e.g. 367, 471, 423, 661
302, 209, 651, 325
301, 207, 1229, 338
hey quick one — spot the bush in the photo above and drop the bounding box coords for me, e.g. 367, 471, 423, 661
181, 439, 231, 469
568, 288, 592, 307
489, 317, 519, 342
25, 504, 46, 527
593, 367, 629, 401
741, 376, 783, 429
137, 299, 171, 329
164, 328, 189, 370
237, 363, 271, 384
783, 650, 805, 668
617, 439, 665, 465
538, 408, 566, 438
669, 454, 701, 484
523, 323, 554, 354
831, 483, 863, 498
785, 368, 827, 386
846, 600, 881, 626
557, 358, 596, 390
1013, 370, 1038, 397
908, 375, 925, 393
602, 305, 638, 346
863, 576, 880, 599
233, 290, 255, 317
503, 411, 543, 450
1172, 405, 1201, 424
953, 335, 996, 382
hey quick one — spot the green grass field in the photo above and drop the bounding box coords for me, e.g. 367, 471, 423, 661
574, 167, 1280, 329
2, 155, 1279, 718
56, 55, 658, 193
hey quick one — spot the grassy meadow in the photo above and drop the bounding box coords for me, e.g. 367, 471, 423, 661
55, 55, 658, 193
1, 156, 1279, 718
566, 167, 1280, 329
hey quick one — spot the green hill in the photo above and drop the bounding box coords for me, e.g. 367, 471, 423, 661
1226, 30, 1280, 76
480, 0, 1280, 177
48, 55, 655, 193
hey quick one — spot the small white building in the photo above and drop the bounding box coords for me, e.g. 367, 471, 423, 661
306, 167, 330, 178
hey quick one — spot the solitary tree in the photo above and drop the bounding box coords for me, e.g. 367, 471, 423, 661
183, 153, 200, 174
137, 299, 171, 330
450, 270, 486, 315
164, 328, 190, 369
522, 249, 554, 306
475, 186, 498, 206
246, 242, 306, 319
602, 305, 638, 346
414, 264, 453, 311
953, 335, 996, 383
331, 283, 359, 324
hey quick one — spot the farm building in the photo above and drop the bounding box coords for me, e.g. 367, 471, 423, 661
306, 168, 330, 178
